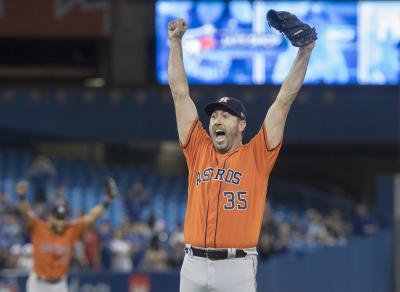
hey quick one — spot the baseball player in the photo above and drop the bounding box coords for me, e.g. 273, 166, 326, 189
167, 10, 316, 292
16, 176, 119, 292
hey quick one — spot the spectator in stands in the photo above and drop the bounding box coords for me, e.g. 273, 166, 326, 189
0, 210, 8, 268
261, 203, 276, 236
125, 221, 147, 268
169, 222, 184, 248
143, 214, 168, 240
71, 210, 88, 269
27, 155, 56, 203
72, 237, 88, 269
124, 183, 149, 223
110, 228, 134, 272
0, 193, 18, 265
258, 233, 276, 261
167, 223, 185, 268
82, 225, 101, 269
305, 209, 331, 247
325, 209, 348, 246
2, 212, 23, 248
275, 222, 291, 254
289, 215, 306, 251
353, 203, 377, 235
141, 234, 168, 272
258, 208, 277, 260
0, 211, 23, 269
0, 249, 7, 269
0, 190, 13, 215
9, 243, 33, 270
98, 220, 113, 269
55, 186, 66, 201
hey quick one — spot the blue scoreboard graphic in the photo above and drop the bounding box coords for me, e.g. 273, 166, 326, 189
156, 1, 400, 85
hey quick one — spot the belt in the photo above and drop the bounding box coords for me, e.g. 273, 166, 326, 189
37, 276, 62, 284
185, 246, 247, 260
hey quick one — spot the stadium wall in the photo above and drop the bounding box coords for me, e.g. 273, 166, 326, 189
0, 86, 397, 143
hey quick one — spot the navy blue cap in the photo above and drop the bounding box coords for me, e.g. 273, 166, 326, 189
205, 97, 247, 120
51, 202, 69, 220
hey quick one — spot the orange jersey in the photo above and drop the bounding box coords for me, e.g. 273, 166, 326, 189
29, 217, 85, 279
180, 118, 281, 249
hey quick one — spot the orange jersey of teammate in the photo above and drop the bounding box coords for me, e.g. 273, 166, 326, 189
29, 217, 85, 279
181, 118, 281, 249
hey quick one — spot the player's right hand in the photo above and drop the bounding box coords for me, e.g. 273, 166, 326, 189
16, 181, 29, 196
168, 18, 187, 40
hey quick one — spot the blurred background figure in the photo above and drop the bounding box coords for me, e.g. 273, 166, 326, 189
275, 222, 291, 254
325, 209, 348, 246
124, 183, 149, 223
167, 222, 185, 268
110, 228, 134, 272
82, 225, 102, 269
305, 209, 331, 247
27, 155, 56, 203
54, 186, 66, 201
97, 220, 113, 269
9, 243, 33, 271
353, 203, 377, 235
141, 235, 168, 272
0, 190, 14, 215
258, 205, 277, 260
72, 236, 89, 269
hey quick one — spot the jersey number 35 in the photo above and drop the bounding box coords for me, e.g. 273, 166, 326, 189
223, 191, 247, 210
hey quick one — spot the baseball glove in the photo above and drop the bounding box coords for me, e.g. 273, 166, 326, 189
266, 9, 317, 47
104, 176, 119, 199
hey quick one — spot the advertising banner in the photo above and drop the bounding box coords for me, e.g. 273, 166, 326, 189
0, 0, 109, 37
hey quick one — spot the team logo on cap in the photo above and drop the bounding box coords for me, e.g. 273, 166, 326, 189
218, 97, 230, 103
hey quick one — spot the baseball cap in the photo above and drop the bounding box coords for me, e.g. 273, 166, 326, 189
51, 202, 69, 220
205, 97, 247, 120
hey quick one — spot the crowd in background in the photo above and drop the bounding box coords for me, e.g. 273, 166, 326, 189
0, 155, 379, 272
258, 202, 377, 261
0, 185, 378, 272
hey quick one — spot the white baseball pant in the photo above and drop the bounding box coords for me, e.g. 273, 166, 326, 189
180, 246, 258, 292
26, 272, 68, 292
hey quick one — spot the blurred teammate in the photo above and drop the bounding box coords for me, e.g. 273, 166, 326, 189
168, 17, 315, 292
16, 177, 119, 292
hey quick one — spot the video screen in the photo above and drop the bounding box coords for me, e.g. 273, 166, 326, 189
156, 1, 400, 85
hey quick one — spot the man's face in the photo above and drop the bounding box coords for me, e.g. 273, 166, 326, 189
209, 109, 246, 153
49, 216, 67, 234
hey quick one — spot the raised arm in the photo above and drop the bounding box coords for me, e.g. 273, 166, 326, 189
168, 19, 198, 144
83, 176, 119, 227
16, 181, 36, 228
265, 42, 315, 148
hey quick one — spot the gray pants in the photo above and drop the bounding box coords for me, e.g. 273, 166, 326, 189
180, 247, 258, 292
27, 272, 68, 292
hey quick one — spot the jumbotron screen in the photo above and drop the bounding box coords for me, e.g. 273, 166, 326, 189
155, 1, 400, 85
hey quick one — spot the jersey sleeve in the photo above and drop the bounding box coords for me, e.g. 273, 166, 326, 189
70, 219, 86, 242
247, 122, 282, 175
179, 117, 212, 169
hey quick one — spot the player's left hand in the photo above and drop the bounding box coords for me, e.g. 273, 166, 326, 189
104, 176, 119, 201
266, 9, 317, 47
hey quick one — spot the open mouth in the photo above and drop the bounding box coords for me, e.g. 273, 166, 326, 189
215, 130, 226, 142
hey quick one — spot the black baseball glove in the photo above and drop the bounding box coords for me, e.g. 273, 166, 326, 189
266, 9, 317, 47
104, 176, 119, 200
